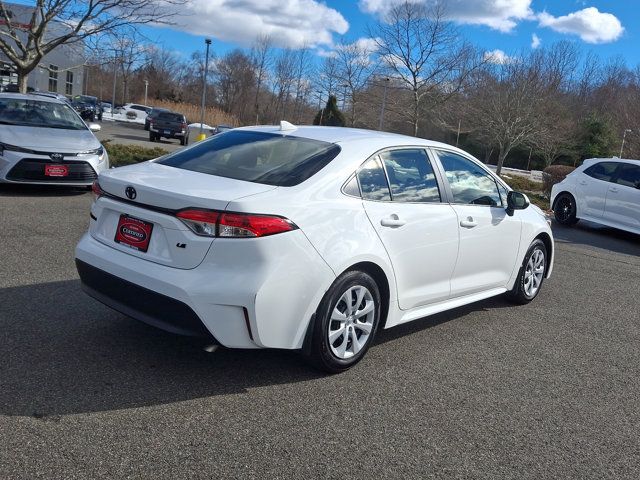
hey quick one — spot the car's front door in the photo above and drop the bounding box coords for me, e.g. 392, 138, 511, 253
604, 162, 640, 231
577, 161, 619, 218
359, 149, 459, 310
432, 150, 522, 298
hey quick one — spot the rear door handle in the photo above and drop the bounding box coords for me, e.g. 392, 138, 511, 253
579, 180, 588, 186
609, 187, 619, 193
460, 217, 478, 228
380, 215, 406, 228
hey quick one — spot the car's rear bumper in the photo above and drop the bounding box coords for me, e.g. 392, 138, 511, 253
76, 259, 213, 338
75, 229, 336, 349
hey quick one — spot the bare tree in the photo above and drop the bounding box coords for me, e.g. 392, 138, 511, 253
334, 38, 376, 126
272, 49, 296, 121
250, 34, 273, 124
370, 1, 479, 136
0, 0, 177, 93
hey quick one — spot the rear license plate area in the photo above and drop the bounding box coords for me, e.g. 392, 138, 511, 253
114, 214, 153, 252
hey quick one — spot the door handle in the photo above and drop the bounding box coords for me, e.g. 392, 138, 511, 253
460, 216, 478, 228
380, 215, 406, 228
609, 187, 619, 193
579, 180, 588, 186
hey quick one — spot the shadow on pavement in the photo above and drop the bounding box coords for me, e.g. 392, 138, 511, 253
552, 220, 640, 257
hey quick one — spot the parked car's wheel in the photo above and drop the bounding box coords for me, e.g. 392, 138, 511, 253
180, 136, 187, 146
554, 193, 578, 225
307, 270, 381, 373
506, 239, 547, 305
149, 133, 156, 142
144, 120, 150, 131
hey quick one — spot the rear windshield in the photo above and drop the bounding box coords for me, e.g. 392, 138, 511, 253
157, 112, 184, 122
157, 130, 341, 186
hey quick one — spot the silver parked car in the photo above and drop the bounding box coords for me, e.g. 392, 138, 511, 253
0, 93, 109, 187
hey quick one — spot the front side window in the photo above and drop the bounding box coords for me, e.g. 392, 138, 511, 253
615, 163, 640, 189
357, 157, 391, 201
584, 162, 618, 183
437, 150, 501, 206
158, 130, 341, 187
379, 149, 441, 203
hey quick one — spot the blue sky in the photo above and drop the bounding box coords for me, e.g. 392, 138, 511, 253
137, 0, 635, 66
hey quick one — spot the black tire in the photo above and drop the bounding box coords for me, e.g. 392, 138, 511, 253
307, 270, 381, 373
180, 136, 186, 146
149, 133, 156, 142
553, 192, 579, 225
506, 239, 547, 305
144, 120, 150, 131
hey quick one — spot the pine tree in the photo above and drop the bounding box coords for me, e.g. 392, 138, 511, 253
313, 95, 346, 127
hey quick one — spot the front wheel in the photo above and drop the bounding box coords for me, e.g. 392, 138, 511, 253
506, 239, 547, 305
307, 271, 381, 373
554, 193, 578, 225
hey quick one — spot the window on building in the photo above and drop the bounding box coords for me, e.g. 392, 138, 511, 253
65, 71, 73, 95
48, 65, 58, 92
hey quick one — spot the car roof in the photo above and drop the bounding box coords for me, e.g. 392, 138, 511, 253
583, 157, 640, 166
234, 124, 459, 150
0, 92, 66, 104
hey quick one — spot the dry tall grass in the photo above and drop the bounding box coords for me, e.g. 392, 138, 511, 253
139, 99, 239, 127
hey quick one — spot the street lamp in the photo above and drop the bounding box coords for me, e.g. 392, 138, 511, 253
378, 77, 390, 131
620, 129, 632, 158
198, 38, 212, 141
143, 79, 149, 106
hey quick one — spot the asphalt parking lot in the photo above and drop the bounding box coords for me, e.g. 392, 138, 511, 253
1, 185, 639, 479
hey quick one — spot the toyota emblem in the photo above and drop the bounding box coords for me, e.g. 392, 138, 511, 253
125, 186, 137, 200
49, 153, 64, 162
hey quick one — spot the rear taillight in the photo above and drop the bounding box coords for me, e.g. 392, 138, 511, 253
176, 209, 296, 238
92, 180, 103, 201
181, 122, 187, 130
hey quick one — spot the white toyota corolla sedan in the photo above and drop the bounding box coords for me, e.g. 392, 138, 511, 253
550, 158, 640, 235
76, 123, 554, 372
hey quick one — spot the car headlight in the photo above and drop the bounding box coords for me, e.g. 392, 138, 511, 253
79, 145, 104, 156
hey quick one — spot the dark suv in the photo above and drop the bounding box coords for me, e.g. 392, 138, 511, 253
144, 107, 170, 131
149, 111, 189, 145
72, 95, 102, 121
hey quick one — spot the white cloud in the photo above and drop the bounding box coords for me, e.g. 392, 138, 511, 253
531, 33, 541, 49
538, 7, 624, 44
359, 0, 534, 32
166, 0, 349, 49
483, 49, 513, 64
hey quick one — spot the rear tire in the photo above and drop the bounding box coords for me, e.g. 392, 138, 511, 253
307, 271, 381, 373
149, 133, 156, 142
180, 136, 186, 146
506, 239, 547, 305
554, 193, 578, 225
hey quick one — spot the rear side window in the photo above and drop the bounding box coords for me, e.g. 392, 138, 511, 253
379, 149, 440, 203
158, 130, 341, 187
357, 157, 391, 201
614, 163, 640, 188
584, 162, 618, 183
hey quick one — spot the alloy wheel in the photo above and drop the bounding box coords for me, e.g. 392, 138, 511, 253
327, 285, 375, 360
524, 248, 545, 298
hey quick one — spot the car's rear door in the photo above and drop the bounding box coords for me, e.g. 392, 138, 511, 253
359, 148, 459, 310
432, 149, 522, 298
603, 162, 640, 231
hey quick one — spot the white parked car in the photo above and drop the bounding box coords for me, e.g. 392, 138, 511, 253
121, 103, 151, 120
551, 158, 640, 235
0, 93, 108, 186
75, 124, 554, 372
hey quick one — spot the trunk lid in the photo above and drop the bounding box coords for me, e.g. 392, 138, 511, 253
91, 161, 277, 269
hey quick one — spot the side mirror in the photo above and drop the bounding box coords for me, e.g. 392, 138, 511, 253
506, 191, 530, 216
88, 123, 101, 132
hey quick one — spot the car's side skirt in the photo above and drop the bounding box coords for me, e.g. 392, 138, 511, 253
385, 287, 507, 329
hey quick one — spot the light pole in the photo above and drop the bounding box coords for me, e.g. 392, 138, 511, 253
341, 84, 348, 110
198, 38, 212, 141
111, 53, 118, 118
143, 79, 149, 106
378, 77, 390, 131
620, 129, 632, 158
